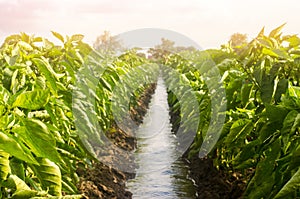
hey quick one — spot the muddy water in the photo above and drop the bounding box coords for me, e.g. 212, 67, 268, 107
126, 77, 197, 198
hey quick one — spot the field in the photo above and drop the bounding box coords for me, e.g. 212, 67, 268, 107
1, 25, 300, 198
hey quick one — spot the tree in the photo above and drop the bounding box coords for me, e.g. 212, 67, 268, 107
155, 38, 176, 51
149, 38, 196, 60
93, 31, 123, 53
228, 33, 248, 55
229, 33, 248, 47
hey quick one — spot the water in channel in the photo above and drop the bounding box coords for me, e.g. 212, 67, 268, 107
126, 77, 197, 199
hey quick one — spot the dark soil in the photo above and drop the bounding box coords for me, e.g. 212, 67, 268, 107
183, 155, 245, 199
76, 84, 156, 199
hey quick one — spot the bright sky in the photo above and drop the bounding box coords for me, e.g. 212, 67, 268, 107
0, 0, 300, 49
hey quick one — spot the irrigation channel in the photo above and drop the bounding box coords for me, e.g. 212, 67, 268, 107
126, 77, 197, 198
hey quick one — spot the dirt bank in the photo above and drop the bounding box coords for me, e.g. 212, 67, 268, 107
76, 84, 156, 199
183, 155, 245, 199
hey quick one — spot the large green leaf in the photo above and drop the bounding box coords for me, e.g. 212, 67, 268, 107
12, 89, 50, 110
12, 118, 61, 164
244, 139, 281, 199
265, 104, 288, 123
274, 167, 300, 198
30, 158, 62, 196
2, 174, 31, 194
0, 131, 37, 164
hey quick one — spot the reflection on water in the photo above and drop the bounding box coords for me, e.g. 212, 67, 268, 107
126, 77, 196, 199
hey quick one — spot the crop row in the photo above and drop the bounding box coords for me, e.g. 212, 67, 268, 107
161, 25, 300, 198
0, 32, 158, 198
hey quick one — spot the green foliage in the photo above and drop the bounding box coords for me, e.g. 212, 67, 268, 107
163, 24, 300, 198
30, 158, 62, 196
2, 24, 300, 198
12, 89, 50, 110
0, 32, 153, 197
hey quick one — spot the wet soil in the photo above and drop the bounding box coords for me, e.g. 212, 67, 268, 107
76, 84, 156, 199
183, 155, 245, 199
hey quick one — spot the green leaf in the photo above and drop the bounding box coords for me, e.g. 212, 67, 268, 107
257, 36, 274, 48
12, 89, 50, 110
253, 67, 263, 86
233, 139, 260, 167
286, 35, 300, 47
60, 61, 75, 83
0, 150, 11, 182
274, 167, 300, 198
269, 23, 286, 39
71, 34, 84, 42
10, 69, 18, 94
31, 157, 62, 196
51, 31, 65, 43
262, 47, 279, 58
99, 77, 112, 92
3, 174, 31, 192
270, 63, 281, 81
9, 157, 25, 181
0, 131, 38, 164
290, 113, 300, 133
265, 104, 288, 122
2, 174, 33, 198
288, 84, 300, 98
11, 190, 40, 199
244, 139, 281, 198
5, 54, 19, 66
257, 26, 265, 38
4, 34, 21, 44
32, 57, 58, 95
12, 118, 61, 164
274, 79, 288, 103
272, 49, 290, 59
224, 119, 253, 145
0, 84, 11, 103
260, 76, 274, 104
241, 83, 253, 107
17, 41, 33, 51
281, 110, 298, 135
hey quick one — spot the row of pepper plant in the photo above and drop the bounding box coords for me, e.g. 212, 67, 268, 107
160, 25, 300, 198
0, 32, 156, 198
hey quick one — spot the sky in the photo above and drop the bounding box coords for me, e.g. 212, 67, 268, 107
0, 0, 300, 49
